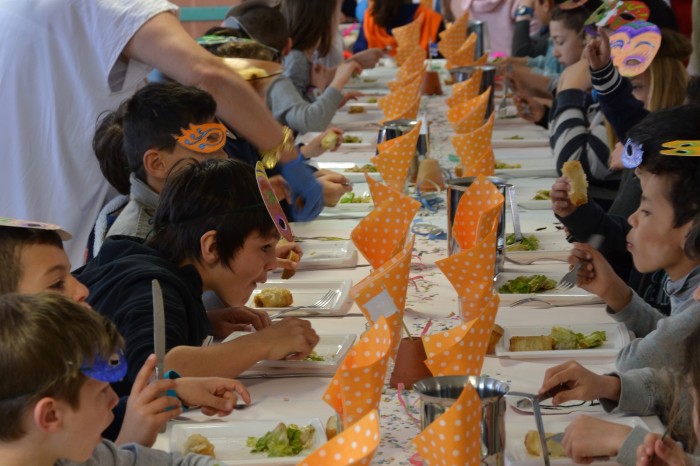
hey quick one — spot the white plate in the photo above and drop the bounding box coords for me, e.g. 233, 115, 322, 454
314, 161, 381, 182
170, 418, 327, 465
511, 181, 555, 210
496, 272, 601, 306
505, 232, 572, 263
507, 396, 604, 415
495, 158, 557, 179
338, 102, 382, 113
224, 333, 356, 370
296, 240, 358, 270
492, 129, 550, 149
505, 416, 647, 466
495, 322, 629, 359
247, 279, 353, 315
332, 110, 384, 126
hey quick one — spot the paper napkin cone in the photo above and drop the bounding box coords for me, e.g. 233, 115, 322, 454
451, 113, 495, 164
437, 229, 498, 286
351, 195, 419, 268
393, 17, 423, 49
446, 69, 483, 107
395, 43, 424, 66
476, 53, 489, 65
456, 147, 496, 178
365, 174, 406, 207
377, 120, 422, 154
378, 89, 422, 123
422, 293, 499, 376
387, 65, 425, 93
445, 32, 477, 68
447, 86, 491, 128
397, 48, 428, 82
413, 382, 482, 466
371, 153, 411, 192
450, 175, 503, 250
299, 410, 380, 466
323, 317, 392, 426
438, 12, 469, 60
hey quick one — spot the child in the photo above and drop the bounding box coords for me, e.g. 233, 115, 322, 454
76, 158, 320, 397
508, 0, 565, 79
0, 221, 250, 447
0, 292, 220, 466
563, 105, 700, 373
278, 0, 362, 133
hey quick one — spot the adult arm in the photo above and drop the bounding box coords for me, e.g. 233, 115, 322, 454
122, 11, 296, 162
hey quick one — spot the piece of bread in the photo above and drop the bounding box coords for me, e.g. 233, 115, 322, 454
524, 430, 566, 458
348, 105, 366, 114
561, 160, 589, 206
321, 131, 339, 150
281, 250, 299, 280
325, 414, 340, 440
235, 66, 268, 80
183, 434, 216, 457
253, 288, 293, 308
509, 335, 554, 352
487, 324, 504, 354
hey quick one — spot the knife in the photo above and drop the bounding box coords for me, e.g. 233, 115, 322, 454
152, 279, 166, 381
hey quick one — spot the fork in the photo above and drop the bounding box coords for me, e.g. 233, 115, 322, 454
497, 64, 512, 118
505, 254, 569, 266
509, 297, 578, 308
269, 290, 338, 319
557, 234, 605, 290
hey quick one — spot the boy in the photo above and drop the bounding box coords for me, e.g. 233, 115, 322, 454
0, 220, 250, 447
76, 158, 320, 397
0, 292, 218, 466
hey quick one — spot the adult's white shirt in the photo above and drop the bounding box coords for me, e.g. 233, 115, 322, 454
0, 0, 176, 267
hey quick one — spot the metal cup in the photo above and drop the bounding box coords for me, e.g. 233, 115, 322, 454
467, 20, 487, 59
448, 65, 497, 118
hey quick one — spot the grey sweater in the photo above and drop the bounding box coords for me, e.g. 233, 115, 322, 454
106, 174, 159, 240
611, 264, 700, 371
58, 440, 217, 465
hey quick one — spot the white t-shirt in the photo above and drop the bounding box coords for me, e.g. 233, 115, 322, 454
0, 0, 177, 267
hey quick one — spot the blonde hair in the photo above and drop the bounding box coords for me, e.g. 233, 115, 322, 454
646, 29, 692, 111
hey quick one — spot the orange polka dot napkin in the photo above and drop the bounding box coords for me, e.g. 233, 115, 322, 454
351, 193, 420, 268
377, 120, 421, 153
395, 43, 424, 66
447, 87, 491, 132
422, 292, 499, 375
476, 53, 489, 65
299, 410, 380, 466
449, 174, 503, 251
413, 381, 482, 466
397, 49, 428, 83
365, 174, 402, 206
393, 17, 423, 49
451, 113, 495, 167
455, 147, 495, 178
378, 89, 422, 123
438, 12, 469, 62
372, 120, 422, 191
445, 32, 477, 69
446, 68, 483, 108
387, 65, 426, 94
323, 317, 393, 426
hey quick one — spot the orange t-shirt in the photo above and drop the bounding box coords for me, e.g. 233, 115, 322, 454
363, 5, 442, 56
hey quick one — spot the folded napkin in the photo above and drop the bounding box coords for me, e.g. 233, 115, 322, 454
387, 65, 426, 94
450, 173, 503, 251
438, 12, 469, 61
393, 17, 423, 50
365, 173, 402, 205
447, 87, 491, 133
455, 148, 495, 178
422, 292, 499, 375
378, 89, 422, 123
446, 69, 483, 108
377, 119, 422, 154
323, 317, 392, 426
451, 114, 495, 172
299, 410, 380, 466
395, 43, 424, 66
476, 53, 489, 65
445, 32, 477, 69
372, 121, 423, 191
351, 191, 420, 268
413, 381, 482, 466
397, 48, 428, 82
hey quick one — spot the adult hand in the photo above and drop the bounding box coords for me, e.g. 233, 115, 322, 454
116, 354, 181, 447
568, 242, 632, 310
540, 360, 621, 404
304, 128, 344, 158
349, 48, 383, 69
175, 377, 251, 416
583, 27, 612, 71
315, 169, 353, 206
514, 94, 545, 123
637, 432, 691, 466
268, 175, 291, 203
275, 240, 303, 270
550, 176, 578, 217
207, 307, 272, 337
561, 415, 631, 463
257, 318, 320, 360
330, 60, 363, 91
557, 58, 592, 92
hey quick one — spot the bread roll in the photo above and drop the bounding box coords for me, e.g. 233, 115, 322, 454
561, 160, 588, 206
509, 335, 554, 352
487, 324, 504, 354
524, 430, 566, 458
281, 250, 299, 280
183, 434, 216, 457
253, 288, 293, 308
325, 414, 340, 440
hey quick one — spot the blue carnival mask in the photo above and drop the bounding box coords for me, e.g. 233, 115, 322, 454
80, 349, 127, 383
622, 138, 644, 168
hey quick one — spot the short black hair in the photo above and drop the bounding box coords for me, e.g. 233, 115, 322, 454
627, 105, 700, 231
147, 158, 276, 267
550, 0, 602, 32
93, 82, 217, 195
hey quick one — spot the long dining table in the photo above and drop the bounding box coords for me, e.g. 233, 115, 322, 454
153, 62, 663, 465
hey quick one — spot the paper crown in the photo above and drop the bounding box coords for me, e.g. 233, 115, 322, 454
660, 140, 700, 156
609, 21, 661, 77
0, 217, 72, 241
255, 162, 294, 242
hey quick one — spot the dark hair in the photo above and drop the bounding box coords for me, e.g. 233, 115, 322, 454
281, 0, 337, 56
225, 1, 289, 53
0, 293, 122, 441
92, 82, 217, 195
550, 0, 602, 32
639, 0, 678, 31
147, 158, 276, 267
0, 227, 63, 295
371, 0, 403, 29
685, 76, 700, 106
626, 105, 700, 230
202, 27, 280, 62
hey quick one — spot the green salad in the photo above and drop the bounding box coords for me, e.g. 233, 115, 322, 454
247, 423, 315, 457
339, 192, 373, 204
505, 233, 539, 251
551, 326, 606, 350
498, 274, 556, 294
304, 351, 325, 361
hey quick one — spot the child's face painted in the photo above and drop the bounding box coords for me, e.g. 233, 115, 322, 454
16, 244, 89, 302
550, 20, 585, 67
626, 171, 693, 279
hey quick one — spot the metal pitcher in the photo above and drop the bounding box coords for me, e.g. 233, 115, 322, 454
467, 20, 489, 59
377, 119, 429, 183
414, 375, 553, 466
448, 65, 497, 118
